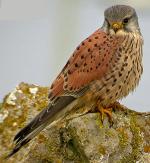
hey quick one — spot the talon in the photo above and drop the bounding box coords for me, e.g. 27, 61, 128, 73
96, 101, 113, 125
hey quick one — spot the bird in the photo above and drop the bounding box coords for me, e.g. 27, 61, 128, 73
7, 5, 143, 158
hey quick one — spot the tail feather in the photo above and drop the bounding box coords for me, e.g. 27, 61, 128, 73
7, 96, 75, 158
5, 139, 31, 159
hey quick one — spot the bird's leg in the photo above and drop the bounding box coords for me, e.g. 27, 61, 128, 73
96, 100, 113, 125
108, 101, 121, 110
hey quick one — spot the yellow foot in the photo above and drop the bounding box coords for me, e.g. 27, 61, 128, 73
96, 102, 113, 125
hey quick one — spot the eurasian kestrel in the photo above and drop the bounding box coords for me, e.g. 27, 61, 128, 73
7, 5, 143, 157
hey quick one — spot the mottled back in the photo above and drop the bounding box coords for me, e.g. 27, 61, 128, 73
49, 29, 123, 101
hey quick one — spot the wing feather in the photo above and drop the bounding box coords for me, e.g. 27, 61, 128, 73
49, 29, 122, 100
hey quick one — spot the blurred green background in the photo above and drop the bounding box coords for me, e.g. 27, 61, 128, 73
0, 0, 150, 111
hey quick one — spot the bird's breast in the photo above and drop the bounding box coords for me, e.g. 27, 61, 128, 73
89, 32, 143, 106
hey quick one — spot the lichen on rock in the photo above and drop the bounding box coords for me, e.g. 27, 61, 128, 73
0, 83, 150, 163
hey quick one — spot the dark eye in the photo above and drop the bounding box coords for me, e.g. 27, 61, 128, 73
123, 18, 129, 24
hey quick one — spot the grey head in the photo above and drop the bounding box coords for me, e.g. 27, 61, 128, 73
102, 5, 140, 34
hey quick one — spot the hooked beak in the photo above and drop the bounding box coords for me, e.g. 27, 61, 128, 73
111, 22, 123, 32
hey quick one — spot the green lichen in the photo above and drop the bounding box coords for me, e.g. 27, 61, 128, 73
118, 128, 128, 149
37, 133, 47, 143
95, 114, 103, 128
130, 116, 143, 158
98, 145, 106, 155
0, 83, 49, 163
0, 103, 2, 110
106, 129, 116, 138
120, 115, 143, 162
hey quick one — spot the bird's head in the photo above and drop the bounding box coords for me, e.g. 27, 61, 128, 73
102, 5, 140, 35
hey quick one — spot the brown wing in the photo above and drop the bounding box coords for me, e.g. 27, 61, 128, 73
49, 29, 122, 101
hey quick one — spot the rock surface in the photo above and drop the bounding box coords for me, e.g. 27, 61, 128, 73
0, 83, 150, 163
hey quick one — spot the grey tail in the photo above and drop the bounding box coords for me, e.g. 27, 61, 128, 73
6, 96, 75, 159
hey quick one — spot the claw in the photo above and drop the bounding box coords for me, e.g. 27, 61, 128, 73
96, 101, 113, 126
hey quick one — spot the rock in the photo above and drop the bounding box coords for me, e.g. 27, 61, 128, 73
0, 83, 150, 163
